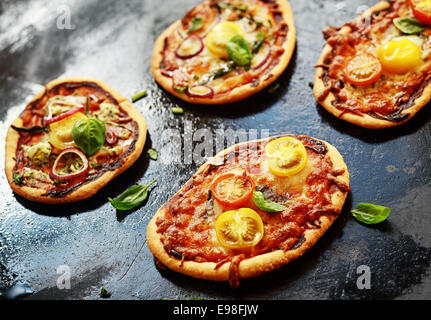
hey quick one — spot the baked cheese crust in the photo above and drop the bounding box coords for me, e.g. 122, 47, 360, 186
5, 77, 147, 204
147, 135, 350, 287
314, 0, 431, 129
151, 0, 296, 104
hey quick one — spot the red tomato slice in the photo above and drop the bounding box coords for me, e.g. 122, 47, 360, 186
410, 0, 431, 25
211, 173, 255, 207
344, 53, 382, 87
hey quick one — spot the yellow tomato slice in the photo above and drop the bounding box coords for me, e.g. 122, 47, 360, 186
205, 22, 246, 58
215, 208, 264, 249
49, 111, 88, 150
377, 38, 422, 74
265, 137, 308, 177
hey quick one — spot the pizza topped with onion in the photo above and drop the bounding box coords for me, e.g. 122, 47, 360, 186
151, 0, 296, 104
147, 135, 350, 287
5, 78, 147, 204
314, 0, 431, 129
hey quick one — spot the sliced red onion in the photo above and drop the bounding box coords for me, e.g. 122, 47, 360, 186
251, 42, 272, 70
186, 85, 214, 98
201, 13, 221, 37
105, 127, 118, 145
50, 147, 89, 181
45, 106, 85, 125
175, 35, 204, 59
161, 69, 174, 78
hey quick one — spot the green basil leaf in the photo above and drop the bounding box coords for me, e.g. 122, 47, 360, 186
188, 17, 204, 33
393, 17, 424, 35
351, 203, 391, 224
11, 125, 49, 134
226, 35, 252, 67
109, 180, 156, 211
253, 190, 287, 213
147, 148, 158, 160
72, 118, 106, 156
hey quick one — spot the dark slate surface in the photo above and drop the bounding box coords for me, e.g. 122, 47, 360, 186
0, 0, 430, 300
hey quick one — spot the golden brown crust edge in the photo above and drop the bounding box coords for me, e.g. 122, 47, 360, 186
146, 136, 350, 282
151, 0, 296, 105
313, 1, 431, 130
4, 77, 148, 204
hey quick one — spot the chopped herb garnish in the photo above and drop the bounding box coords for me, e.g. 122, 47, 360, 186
147, 148, 158, 160
188, 16, 204, 33
132, 90, 147, 102
252, 38, 265, 54
256, 31, 265, 39
268, 82, 280, 93
90, 163, 101, 168
174, 85, 188, 93
171, 106, 184, 114
13, 173, 23, 185
100, 286, 111, 298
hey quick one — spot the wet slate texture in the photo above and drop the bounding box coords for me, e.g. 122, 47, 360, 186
0, 0, 430, 300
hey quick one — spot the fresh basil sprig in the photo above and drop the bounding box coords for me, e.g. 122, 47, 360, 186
188, 17, 204, 33
72, 117, 106, 156
253, 190, 287, 213
351, 203, 391, 224
109, 180, 156, 211
226, 35, 252, 67
393, 17, 424, 35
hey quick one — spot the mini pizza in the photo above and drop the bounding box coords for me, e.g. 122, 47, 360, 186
314, 0, 431, 129
5, 77, 147, 204
151, 0, 296, 104
147, 135, 350, 287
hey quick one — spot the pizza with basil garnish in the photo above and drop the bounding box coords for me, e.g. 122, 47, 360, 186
5, 77, 147, 204
147, 135, 350, 287
314, 0, 431, 129
151, 0, 296, 104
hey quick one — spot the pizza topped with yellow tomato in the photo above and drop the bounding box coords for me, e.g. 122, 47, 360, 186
151, 0, 296, 104
4, 78, 147, 204
314, 0, 431, 129
147, 135, 350, 287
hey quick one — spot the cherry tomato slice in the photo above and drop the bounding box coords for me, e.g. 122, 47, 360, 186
265, 137, 308, 177
344, 53, 382, 87
211, 172, 255, 207
215, 208, 264, 249
410, 0, 431, 25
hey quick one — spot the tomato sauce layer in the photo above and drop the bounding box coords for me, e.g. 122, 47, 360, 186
155, 135, 349, 266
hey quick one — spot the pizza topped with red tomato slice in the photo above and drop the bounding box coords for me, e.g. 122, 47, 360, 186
147, 135, 350, 287
5, 78, 147, 204
151, 0, 296, 104
314, 0, 431, 129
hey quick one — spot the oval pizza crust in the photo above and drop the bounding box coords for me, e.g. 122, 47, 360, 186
4, 77, 147, 204
151, 0, 296, 105
313, 1, 431, 129
147, 135, 349, 283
